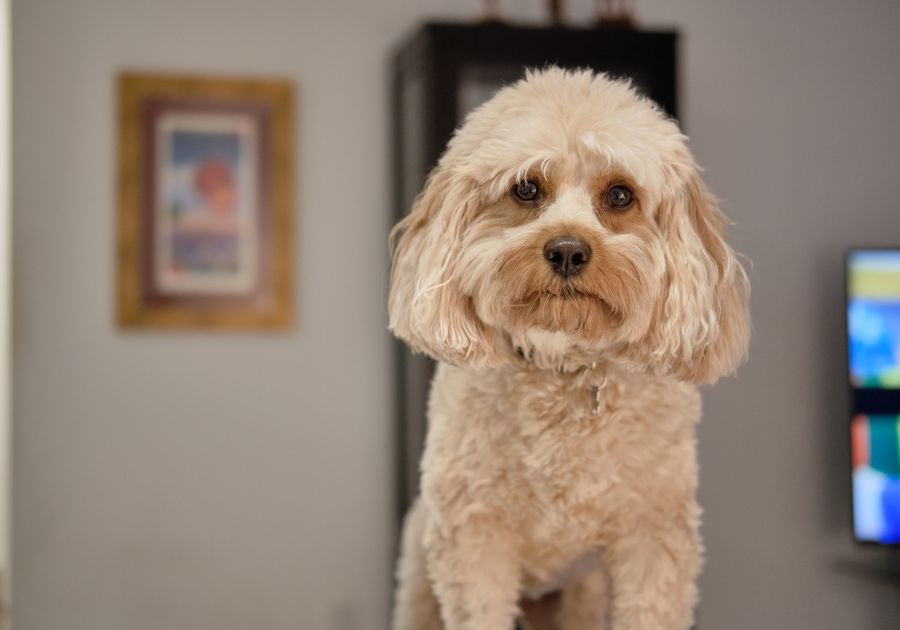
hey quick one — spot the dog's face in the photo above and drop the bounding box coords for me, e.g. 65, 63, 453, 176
389, 69, 749, 383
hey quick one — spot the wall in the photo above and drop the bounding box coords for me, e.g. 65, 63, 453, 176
12, 1, 465, 629
650, 1, 900, 627
12, 1, 900, 630
0, 0, 9, 624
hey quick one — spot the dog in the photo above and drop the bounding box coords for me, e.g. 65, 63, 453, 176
388, 67, 749, 630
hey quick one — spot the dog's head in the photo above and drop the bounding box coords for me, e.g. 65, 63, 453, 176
389, 68, 749, 384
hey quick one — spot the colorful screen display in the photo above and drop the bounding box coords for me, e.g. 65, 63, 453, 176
848, 250, 900, 544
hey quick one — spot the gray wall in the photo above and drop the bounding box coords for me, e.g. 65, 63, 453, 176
11, 1, 466, 629
670, 1, 900, 627
11, 1, 900, 629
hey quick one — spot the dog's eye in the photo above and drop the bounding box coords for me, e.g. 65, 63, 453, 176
605, 185, 633, 209
513, 180, 541, 203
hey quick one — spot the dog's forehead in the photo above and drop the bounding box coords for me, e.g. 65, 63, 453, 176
461, 90, 682, 194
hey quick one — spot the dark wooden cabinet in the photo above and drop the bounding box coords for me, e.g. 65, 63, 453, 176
391, 22, 679, 523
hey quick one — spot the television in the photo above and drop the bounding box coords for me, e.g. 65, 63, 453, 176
847, 249, 900, 544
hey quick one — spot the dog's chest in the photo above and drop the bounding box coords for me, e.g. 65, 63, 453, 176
509, 383, 635, 533
427, 364, 698, 540
518, 432, 624, 550
507, 372, 696, 535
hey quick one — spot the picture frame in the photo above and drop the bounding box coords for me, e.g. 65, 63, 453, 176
117, 72, 294, 330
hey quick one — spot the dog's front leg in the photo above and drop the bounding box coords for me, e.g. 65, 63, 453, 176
605, 521, 701, 630
425, 515, 521, 630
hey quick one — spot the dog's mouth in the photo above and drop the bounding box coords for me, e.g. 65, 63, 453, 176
514, 287, 606, 307
507, 287, 623, 330
487, 250, 631, 337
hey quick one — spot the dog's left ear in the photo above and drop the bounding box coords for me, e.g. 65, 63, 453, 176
652, 164, 750, 384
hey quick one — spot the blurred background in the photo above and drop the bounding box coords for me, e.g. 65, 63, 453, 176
6, 0, 900, 629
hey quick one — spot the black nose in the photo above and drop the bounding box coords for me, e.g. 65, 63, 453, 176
543, 236, 592, 278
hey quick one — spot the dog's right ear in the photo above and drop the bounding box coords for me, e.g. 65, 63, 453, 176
388, 164, 498, 366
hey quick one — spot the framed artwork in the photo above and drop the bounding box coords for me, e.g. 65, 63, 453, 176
117, 72, 294, 329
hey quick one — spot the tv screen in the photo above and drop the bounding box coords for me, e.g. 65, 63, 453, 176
848, 249, 900, 544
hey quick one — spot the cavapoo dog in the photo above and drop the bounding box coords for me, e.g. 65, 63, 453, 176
388, 67, 749, 630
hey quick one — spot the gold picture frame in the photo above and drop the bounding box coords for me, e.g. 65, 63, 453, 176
117, 72, 294, 330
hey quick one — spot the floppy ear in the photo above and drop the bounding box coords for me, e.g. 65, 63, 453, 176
652, 166, 750, 384
388, 165, 498, 366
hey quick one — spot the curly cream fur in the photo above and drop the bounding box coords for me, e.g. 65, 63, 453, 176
389, 68, 749, 630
